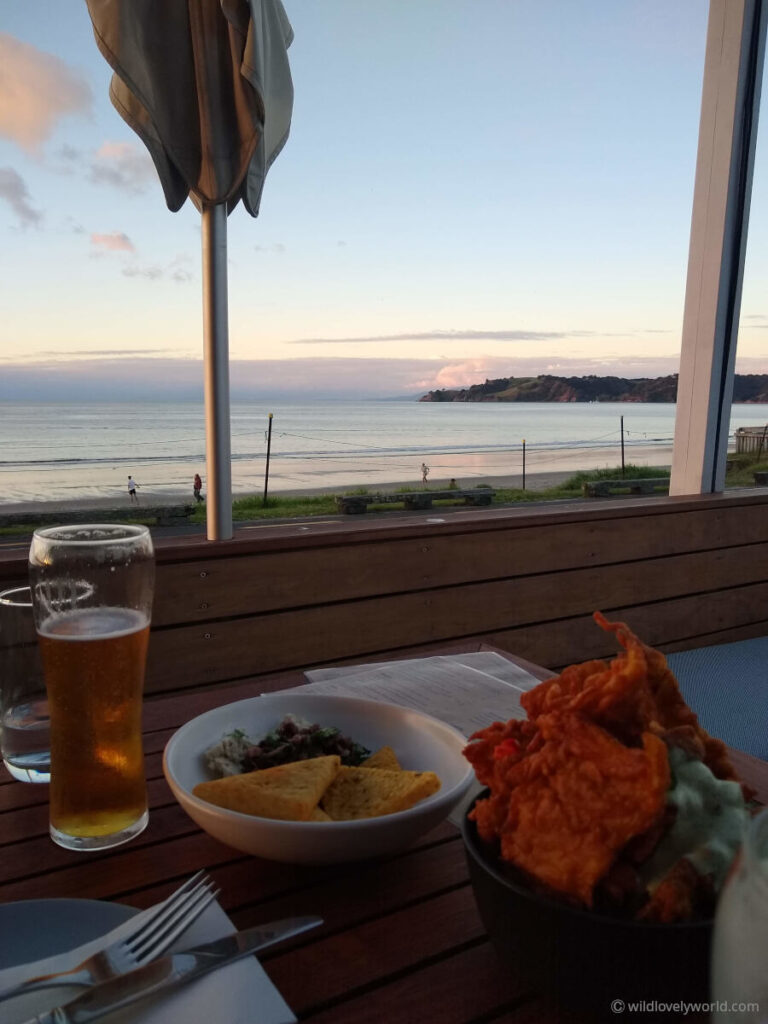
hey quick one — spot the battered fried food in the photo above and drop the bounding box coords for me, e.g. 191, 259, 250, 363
471, 713, 669, 905
464, 612, 751, 917
637, 858, 714, 923
594, 613, 741, 785
519, 612, 740, 785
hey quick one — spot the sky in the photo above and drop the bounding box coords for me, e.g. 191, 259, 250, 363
2, 0, 768, 400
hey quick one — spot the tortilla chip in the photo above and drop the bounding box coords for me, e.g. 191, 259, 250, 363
321, 766, 441, 820
193, 755, 341, 821
362, 745, 402, 771
309, 806, 333, 821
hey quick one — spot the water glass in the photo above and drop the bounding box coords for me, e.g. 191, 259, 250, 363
29, 524, 155, 851
0, 586, 50, 783
712, 808, 768, 1021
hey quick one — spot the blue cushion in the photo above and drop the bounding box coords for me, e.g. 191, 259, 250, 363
666, 638, 768, 761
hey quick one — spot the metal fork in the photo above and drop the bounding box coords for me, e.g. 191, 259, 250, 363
0, 870, 218, 1003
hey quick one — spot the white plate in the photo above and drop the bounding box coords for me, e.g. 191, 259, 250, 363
0, 898, 136, 970
163, 693, 474, 864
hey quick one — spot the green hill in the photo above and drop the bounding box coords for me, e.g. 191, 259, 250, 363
419, 373, 768, 403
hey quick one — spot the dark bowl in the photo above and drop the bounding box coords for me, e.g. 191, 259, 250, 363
462, 793, 712, 1011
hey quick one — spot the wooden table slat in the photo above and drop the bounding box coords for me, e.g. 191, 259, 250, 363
265, 886, 488, 1011
0, 641, 765, 1024
295, 941, 533, 1024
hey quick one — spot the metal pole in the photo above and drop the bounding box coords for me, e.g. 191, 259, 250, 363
201, 203, 233, 541
620, 415, 625, 477
522, 439, 526, 491
263, 413, 273, 506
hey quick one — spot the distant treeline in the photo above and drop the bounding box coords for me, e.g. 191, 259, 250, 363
419, 373, 768, 404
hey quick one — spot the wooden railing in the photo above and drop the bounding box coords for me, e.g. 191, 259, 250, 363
3, 490, 768, 697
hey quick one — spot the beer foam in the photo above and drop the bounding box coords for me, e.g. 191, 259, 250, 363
39, 606, 149, 640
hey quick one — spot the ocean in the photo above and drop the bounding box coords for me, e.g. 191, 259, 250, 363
0, 400, 764, 504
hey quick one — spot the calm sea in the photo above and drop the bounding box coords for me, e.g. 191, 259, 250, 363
0, 400, 764, 504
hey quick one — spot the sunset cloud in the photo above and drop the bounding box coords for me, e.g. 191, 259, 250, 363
121, 256, 193, 282
428, 360, 503, 389
0, 167, 42, 226
288, 328, 613, 345
0, 34, 91, 153
90, 141, 157, 194
91, 232, 135, 252
0, 353, 714, 403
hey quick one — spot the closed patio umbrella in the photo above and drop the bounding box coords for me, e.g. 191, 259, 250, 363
85, 0, 294, 539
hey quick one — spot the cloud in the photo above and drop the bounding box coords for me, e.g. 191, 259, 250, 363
0, 166, 42, 225
90, 141, 157, 194
121, 260, 193, 282
0, 33, 91, 153
122, 264, 163, 280
0, 352, 705, 402
288, 328, 613, 345
0, 349, 177, 362
4, 351, 768, 402
427, 360, 505, 390
254, 243, 286, 254
57, 143, 81, 163
91, 231, 135, 252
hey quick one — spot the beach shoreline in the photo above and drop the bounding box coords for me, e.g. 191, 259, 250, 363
0, 462, 672, 517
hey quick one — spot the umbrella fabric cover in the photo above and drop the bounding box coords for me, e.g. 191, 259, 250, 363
86, 0, 294, 215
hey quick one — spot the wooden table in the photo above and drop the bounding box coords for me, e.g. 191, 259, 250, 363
2, 644, 767, 1023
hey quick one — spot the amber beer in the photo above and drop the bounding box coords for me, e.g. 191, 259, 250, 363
30, 522, 154, 850
38, 607, 150, 844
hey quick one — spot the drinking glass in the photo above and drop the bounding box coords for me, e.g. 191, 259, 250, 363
29, 524, 155, 851
0, 586, 50, 783
711, 808, 768, 1021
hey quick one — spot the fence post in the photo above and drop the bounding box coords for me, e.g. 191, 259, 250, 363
757, 424, 768, 462
263, 412, 273, 507
522, 439, 526, 491
621, 415, 625, 477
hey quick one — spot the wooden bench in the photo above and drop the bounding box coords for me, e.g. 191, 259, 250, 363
582, 477, 670, 498
335, 488, 495, 514
0, 505, 196, 530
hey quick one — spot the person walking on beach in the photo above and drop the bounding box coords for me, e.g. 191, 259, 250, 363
193, 473, 203, 503
127, 475, 140, 504
421, 462, 429, 486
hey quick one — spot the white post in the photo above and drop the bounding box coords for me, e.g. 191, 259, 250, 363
201, 203, 234, 540
670, 0, 767, 495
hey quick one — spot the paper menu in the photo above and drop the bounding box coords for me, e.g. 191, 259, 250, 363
278, 652, 543, 739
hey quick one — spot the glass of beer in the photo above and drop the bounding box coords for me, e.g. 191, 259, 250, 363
29, 524, 154, 851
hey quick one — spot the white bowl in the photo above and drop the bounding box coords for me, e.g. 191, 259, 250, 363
162, 693, 474, 864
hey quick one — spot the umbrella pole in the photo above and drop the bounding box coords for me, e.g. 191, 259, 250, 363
202, 202, 234, 540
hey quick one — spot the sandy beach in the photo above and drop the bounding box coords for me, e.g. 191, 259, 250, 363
0, 460, 671, 519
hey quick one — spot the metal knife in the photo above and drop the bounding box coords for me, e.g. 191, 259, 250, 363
23, 915, 322, 1024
